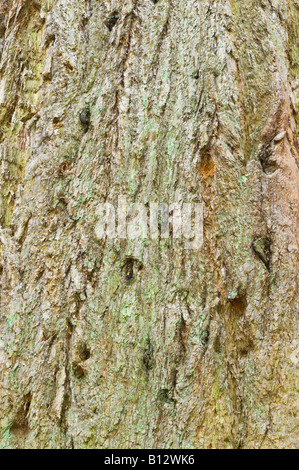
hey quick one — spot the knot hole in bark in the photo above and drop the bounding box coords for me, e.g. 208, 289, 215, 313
200, 329, 210, 347
73, 363, 86, 379
104, 11, 119, 31
124, 259, 134, 281
123, 258, 142, 282
79, 107, 91, 131
228, 294, 247, 317
252, 237, 271, 270
78, 343, 91, 361
258, 142, 278, 174
53, 116, 63, 129
10, 393, 32, 438
199, 154, 216, 180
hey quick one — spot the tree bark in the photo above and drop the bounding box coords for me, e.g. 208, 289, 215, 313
0, 0, 298, 449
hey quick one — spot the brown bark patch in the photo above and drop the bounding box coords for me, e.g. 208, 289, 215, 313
199, 154, 216, 180
229, 295, 247, 317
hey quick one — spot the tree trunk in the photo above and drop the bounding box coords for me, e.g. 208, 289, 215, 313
0, 0, 298, 449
